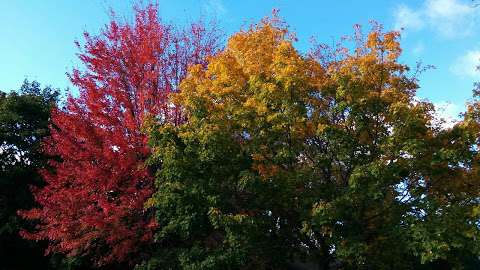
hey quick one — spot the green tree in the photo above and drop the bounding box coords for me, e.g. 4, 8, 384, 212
143, 16, 306, 269
0, 80, 58, 270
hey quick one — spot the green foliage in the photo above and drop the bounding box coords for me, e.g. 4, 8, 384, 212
0, 80, 59, 270
143, 122, 288, 269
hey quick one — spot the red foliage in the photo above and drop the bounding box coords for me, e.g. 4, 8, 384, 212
19, 4, 220, 265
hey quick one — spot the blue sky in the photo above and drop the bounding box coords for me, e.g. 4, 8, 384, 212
2, 0, 480, 122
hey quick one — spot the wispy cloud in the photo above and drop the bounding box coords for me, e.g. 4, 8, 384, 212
451, 49, 480, 78
394, 4, 425, 32
203, 0, 227, 17
412, 41, 425, 55
393, 0, 478, 38
425, 0, 476, 37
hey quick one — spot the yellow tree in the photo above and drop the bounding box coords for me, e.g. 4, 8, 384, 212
144, 15, 480, 270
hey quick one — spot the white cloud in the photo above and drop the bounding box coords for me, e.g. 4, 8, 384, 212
451, 49, 480, 78
433, 101, 462, 129
393, 0, 478, 38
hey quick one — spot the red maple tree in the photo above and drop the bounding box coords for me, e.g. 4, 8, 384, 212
20, 4, 220, 265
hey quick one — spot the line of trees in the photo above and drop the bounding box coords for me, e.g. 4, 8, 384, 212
1, 3, 480, 270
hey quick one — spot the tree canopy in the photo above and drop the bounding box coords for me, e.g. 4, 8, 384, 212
143, 16, 480, 269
